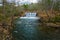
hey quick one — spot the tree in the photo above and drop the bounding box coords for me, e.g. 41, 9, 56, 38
23, 4, 29, 11
53, 0, 60, 11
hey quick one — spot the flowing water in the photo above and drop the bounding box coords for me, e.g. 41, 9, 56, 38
12, 12, 60, 40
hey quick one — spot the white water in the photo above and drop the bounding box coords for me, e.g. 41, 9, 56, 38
20, 17, 40, 19
20, 12, 40, 19
25, 12, 36, 17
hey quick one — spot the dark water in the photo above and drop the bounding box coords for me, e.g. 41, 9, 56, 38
12, 18, 60, 40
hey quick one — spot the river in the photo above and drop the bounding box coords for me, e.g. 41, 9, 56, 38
12, 12, 60, 40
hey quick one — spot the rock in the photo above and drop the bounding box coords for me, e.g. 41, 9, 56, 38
46, 23, 60, 27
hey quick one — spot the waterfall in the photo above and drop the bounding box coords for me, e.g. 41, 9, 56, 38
20, 12, 40, 19
25, 12, 37, 17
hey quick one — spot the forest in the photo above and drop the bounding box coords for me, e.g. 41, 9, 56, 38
0, 0, 60, 40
